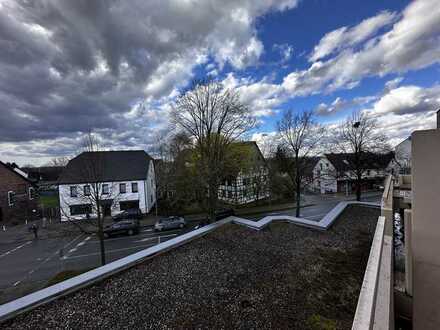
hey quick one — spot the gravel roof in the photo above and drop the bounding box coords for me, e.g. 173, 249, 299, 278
3, 205, 379, 329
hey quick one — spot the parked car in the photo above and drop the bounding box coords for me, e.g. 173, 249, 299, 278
196, 208, 236, 229
112, 208, 142, 221
154, 216, 186, 231
103, 220, 140, 238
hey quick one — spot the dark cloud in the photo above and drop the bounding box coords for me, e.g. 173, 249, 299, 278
0, 0, 297, 163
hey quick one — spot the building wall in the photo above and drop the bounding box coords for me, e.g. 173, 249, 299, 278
312, 157, 338, 193
312, 156, 391, 194
218, 168, 269, 205
59, 179, 148, 221
0, 165, 38, 224
411, 129, 440, 329
143, 161, 157, 213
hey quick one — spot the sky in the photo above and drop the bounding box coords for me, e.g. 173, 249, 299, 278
0, 0, 439, 165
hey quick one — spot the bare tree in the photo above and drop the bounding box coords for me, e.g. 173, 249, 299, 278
277, 110, 325, 217
59, 132, 121, 265
172, 79, 256, 222
331, 111, 390, 201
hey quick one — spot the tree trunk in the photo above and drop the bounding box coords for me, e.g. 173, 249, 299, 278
356, 175, 362, 202
97, 210, 106, 266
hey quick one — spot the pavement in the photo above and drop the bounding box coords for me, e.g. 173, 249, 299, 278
0, 191, 382, 305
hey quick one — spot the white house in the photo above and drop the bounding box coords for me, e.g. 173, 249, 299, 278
312, 152, 395, 194
58, 150, 156, 221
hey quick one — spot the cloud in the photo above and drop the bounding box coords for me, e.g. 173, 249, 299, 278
284, 0, 440, 95
309, 11, 397, 62
273, 43, 294, 62
315, 95, 378, 116
371, 85, 440, 116
0, 0, 298, 163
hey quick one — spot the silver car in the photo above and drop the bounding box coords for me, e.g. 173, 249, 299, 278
154, 216, 186, 231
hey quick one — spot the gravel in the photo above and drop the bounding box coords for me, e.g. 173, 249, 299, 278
3, 205, 379, 329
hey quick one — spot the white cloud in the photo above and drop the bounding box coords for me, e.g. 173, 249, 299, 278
371, 85, 440, 116
285, 0, 440, 95
310, 11, 397, 62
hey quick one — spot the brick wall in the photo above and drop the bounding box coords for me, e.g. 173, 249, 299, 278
0, 164, 38, 224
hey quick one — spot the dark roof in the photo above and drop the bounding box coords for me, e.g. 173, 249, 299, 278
303, 156, 320, 176
324, 152, 394, 172
21, 166, 64, 182
0, 160, 35, 185
58, 150, 153, 184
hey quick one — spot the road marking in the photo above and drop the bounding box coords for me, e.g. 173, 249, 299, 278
142, 228, 153, 232
0, 241, 32, 259
134, 234, 177, 242
63, 234, 90, 258
7, 233, 86, 288
63, 243, 158, 260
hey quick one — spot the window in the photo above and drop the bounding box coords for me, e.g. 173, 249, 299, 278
102, 184, 109, 195
70, 186, 77, 197
70, 204, 92, 216
84, 185, 91, 196
151, 194, 153, 203
119, 183, 126, 194
131, 182, 138, 193
28, 187, 36, 200
7, 191, 15, 206
243, 178, 250, 186
367, 170, 371, 176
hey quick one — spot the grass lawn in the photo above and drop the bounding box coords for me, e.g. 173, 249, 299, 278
39, 195, 59, 208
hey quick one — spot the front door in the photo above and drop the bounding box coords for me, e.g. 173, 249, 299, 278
103, 205, 111, 217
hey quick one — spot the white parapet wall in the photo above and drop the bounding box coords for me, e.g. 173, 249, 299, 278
0, 200, 379, 323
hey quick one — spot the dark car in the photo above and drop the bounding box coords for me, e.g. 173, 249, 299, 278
103, 220, 140, 238
154, 216, 186, 231
112, 208, 142, 221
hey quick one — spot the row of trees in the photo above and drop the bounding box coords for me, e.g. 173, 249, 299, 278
59, 79, 389, 266
159, 79, 389, 221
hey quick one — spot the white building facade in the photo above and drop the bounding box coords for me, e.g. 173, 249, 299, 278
312, 153, 394, 194
58, 151, 156, 221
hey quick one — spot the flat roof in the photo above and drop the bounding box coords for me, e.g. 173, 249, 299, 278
3, 205, 379, 329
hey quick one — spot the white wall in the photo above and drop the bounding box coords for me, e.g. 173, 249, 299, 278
59, 179, 149, 221
143, 161, 156, 213
313, 157, 338, 193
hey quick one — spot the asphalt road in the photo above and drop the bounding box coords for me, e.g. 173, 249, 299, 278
0, 192, 381, 304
